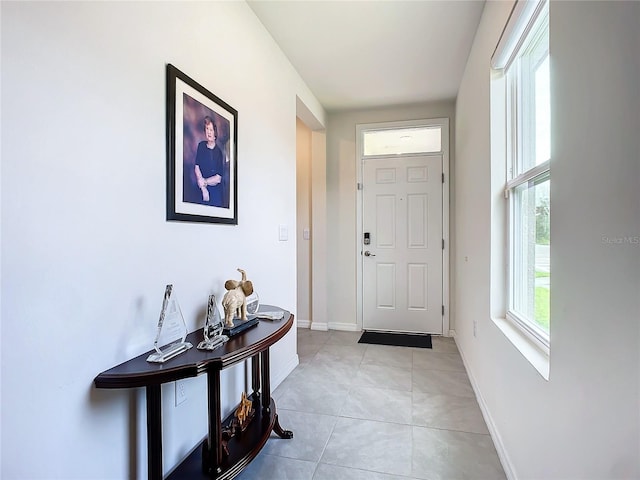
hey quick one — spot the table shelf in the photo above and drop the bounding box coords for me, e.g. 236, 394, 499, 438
168, 396, 290, 480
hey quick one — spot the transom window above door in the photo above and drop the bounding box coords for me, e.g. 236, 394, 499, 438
363, 126, 442, 157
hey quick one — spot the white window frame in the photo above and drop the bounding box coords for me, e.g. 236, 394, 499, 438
492, 0, 551, 363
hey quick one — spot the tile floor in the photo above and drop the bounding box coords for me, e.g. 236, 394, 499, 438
236, 329, 506, 480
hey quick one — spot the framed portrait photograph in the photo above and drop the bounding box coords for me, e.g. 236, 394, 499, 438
166, 64, 238, 224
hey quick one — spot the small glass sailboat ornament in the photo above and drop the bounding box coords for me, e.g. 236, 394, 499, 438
197, 294, 228, 351
146, 285, 193, 363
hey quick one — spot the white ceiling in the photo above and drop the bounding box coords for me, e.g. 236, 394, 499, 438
248, 0, 485, 112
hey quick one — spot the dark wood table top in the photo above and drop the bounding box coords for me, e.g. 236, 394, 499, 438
94, 306, 293, 389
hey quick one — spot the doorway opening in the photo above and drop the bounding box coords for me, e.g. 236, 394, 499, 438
295, 97, 327, 331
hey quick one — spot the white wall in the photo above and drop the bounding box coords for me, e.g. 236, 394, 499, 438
455, 1, 640, 478
0, 2, 324, 478
310, 130, 328, 330
296, 118, 312, 324
326, 102, 456, 330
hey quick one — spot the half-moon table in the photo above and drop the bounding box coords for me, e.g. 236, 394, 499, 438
94, 306, 294, 480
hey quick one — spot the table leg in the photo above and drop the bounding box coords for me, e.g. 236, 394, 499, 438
273, 414, 294, 439
259, 349, 270, 413
258, 349, 293, 440
146, 385, 162, 480
251, 354, 261, 399
206, 369, 222, 475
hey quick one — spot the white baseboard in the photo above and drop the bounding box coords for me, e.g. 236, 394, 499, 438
453, 332, 516, 480
328, 322, 359, 332
271, 353, 299, 391
297, 319, 311, 329
297, 321, 359, 332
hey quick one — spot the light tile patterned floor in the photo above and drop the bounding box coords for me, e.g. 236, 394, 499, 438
236, 329, 506, 480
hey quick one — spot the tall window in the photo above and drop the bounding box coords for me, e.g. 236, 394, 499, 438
494, 1, 550, 349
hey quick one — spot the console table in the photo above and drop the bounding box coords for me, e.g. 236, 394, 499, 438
94, 306, 294, 480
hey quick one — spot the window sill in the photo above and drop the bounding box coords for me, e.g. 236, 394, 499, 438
492, 316, 550, 380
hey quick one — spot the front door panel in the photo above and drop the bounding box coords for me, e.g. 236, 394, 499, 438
362, 155, 443, 334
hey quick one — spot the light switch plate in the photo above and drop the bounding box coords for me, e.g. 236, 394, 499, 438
279, 224, 288, 241
175, 379, 187, 406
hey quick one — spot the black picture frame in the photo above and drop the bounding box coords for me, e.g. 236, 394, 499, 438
166, 64, 238, 225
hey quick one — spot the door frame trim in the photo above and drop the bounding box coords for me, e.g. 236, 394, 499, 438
355, 118, 450, 336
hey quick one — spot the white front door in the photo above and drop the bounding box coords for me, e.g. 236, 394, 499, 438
362, 154, 443, 334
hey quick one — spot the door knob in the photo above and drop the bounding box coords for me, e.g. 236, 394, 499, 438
364, 251, 376, 257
